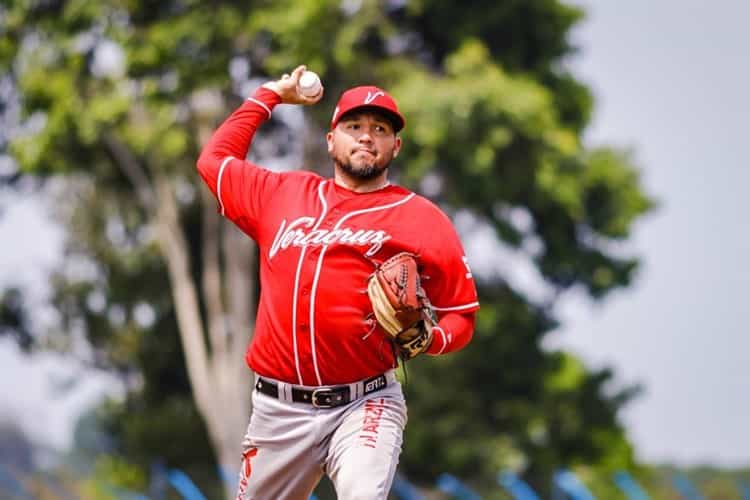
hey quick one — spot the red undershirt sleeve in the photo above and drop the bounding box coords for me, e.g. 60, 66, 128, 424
195, 87, 283, 237
425, 311, 476, 356
197, 87, 282, 180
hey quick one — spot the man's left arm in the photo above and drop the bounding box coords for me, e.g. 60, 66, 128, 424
425, 310, 476, 356
418, 210, 480, 356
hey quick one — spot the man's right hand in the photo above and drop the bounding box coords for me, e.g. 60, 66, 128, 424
261, 65, 324, 105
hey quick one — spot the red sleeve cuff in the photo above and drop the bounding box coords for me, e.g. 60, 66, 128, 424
425, 311, 475, 356
426, 326, 450, 355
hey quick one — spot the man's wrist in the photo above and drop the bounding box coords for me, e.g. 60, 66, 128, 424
246, 87, 282, 119
425, 325, 449, 356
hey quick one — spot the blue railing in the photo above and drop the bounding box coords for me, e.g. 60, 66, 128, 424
672, 474, 705, 500
498, 470, 540, 500
3, 461, 737, 500
552, 469, 596, 500
613, 471, 649, 500
437, 472, 482, 499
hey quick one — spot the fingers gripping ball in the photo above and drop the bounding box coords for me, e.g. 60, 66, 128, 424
297, 70, 322, 97
367, 253, 437, 360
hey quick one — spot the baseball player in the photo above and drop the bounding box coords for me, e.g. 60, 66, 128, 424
197, 65, 479, 499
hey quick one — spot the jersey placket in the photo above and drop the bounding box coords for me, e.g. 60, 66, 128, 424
303, 204, 345, 386
291, 183, 338, 386
294, 245, 319, 385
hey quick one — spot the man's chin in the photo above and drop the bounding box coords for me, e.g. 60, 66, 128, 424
351, 160, 378, 173
339, 161, 387, 180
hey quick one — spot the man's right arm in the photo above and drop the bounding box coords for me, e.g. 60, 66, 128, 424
196, 65, 323, 227
196, 87, 281, 215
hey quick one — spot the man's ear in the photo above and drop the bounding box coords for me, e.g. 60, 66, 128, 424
393, 136, 402, 157
326, 131, 334, 152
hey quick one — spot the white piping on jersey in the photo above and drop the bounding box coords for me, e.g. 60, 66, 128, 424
308, 191, 417, 384
308, 239, 326, 385
290, 180, 329, 385
216, 156, 235, 216
246, 97, 272, 119
432, 301, 480, 312
433, 326, 448, 355
291, 246, 309, 385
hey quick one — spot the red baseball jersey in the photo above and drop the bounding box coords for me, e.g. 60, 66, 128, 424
198, 88, 479, 385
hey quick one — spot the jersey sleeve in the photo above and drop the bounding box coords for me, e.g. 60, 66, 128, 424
426, 311, 475, 356
196, 87, 284, 239
418, 206, 480, 316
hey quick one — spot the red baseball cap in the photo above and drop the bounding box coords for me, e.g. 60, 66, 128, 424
330, 85, 405, 132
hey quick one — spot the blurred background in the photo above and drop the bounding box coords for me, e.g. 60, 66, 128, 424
1, 0, 747, 498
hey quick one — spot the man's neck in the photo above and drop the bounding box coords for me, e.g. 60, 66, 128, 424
333, 170, 390, 193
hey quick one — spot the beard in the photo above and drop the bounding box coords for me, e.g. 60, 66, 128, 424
332, 150, 392, 180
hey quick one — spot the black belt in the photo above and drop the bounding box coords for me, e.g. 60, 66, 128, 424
255, 373, 388, 409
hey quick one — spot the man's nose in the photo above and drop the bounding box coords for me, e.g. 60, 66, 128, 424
357, 129, 374, 143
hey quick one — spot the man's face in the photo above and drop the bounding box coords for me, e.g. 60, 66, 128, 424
327, 111, 402, 180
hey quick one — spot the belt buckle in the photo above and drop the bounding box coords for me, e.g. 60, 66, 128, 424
311, 388, 336, 408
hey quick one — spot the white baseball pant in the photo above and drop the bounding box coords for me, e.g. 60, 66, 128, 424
236, 373, 407, 500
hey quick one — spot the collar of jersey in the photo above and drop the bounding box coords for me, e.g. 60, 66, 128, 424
330, 180, 407, 198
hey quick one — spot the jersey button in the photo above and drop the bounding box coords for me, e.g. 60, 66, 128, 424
301, 288, 309, 296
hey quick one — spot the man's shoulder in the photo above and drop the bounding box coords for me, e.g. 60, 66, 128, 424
276, 168, 322, 178
276, 169, 324, 184
404, 191, 452, 222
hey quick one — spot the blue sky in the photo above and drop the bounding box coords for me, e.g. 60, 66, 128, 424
552, 0, 750, 466
1, 0, 748, 467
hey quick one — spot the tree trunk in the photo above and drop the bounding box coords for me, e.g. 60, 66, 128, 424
154, 173, 255, 499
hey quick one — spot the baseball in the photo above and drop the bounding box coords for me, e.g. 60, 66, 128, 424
298, 70, 322, 97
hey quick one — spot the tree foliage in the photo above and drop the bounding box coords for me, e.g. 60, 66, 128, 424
1, 0, 653, 496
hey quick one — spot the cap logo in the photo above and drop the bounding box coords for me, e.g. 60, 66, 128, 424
364, 91, 384, 105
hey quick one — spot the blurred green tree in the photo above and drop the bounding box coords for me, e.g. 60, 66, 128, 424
1, 0, 653, 497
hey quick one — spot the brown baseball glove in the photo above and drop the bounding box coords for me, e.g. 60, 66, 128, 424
367, 252, 437, 360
